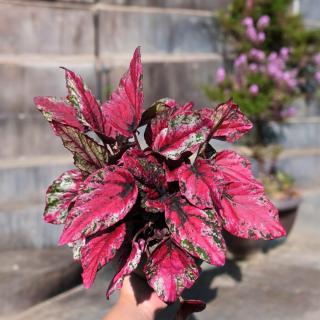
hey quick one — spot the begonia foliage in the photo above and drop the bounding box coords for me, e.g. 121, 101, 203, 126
35, 47, 286, 305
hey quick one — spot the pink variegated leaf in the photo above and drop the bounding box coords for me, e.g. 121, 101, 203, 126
121, 149, 167, 192
144, 102, 194, 147
34, 96, 84, 132
144, 240, 200, 303
152, 112, 212, 160
59, 167, 138, 245
102, 47, 143, 137
106, 239, 145, 299
52, 122, 107, 175
165, 196, 226, 265
81, 223, 126, 288
201, 99, 253, 142
140, 98, 177, 126
63, 68, 116, 138
215, 150, 264, 189
177, 159, 224, 209
44, 169, 83, 224
220, 182, 286, 239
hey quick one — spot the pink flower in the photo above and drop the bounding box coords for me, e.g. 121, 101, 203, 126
315, 71, 320, 83
234, 54, 247, 70
249, 84, 259, 96
249, 63, 259, 73
280, 47, 290, 61
257, 32, 266, 43
314, 53, 320, 66
249, 48, 265, 62
257, 15, 270, 30
245, 26, 258, 43
216, 67, 226, 84
242, 16, 254, 28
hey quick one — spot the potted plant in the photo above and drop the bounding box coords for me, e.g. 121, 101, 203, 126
34, 47, 285, 316
205, 0, 320, 258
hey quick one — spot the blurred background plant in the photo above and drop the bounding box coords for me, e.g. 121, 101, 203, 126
205, 0, 320, 200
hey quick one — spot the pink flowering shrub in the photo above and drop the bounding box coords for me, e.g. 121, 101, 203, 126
35, 48, 285, 303
207, 14, 301, 122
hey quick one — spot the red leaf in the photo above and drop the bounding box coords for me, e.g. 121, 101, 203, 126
140, 98, 177, 126
201, 99, 253, 142
59, 166, 138, 245
145, 101, 194, 147
52, 122, 108, 175
102, 47, 143, 137
106, 239, 145, 299
152, 112, 212, 160
144, 240, 200, 302
34, 96, 84, 132
81, 223, 126, 288
215, 150, 264, 189
220, 182, 286, 239
165, 196, 226, 265
121, 149, 167, 192
63, 68, 116, 138
44, 169, 83, 224
177, 159, 224, 209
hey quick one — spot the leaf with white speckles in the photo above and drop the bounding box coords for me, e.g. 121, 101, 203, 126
106, 239, 145, 299
63, 68, 116, 138
177, 159, 224, 209
59, 166, 137, 245
152, 112, 212, 160
165, 196, 226, 266
201, 99, 253, 142
34, 96, 85, 132
81, 223, 126, 288
220, 182, 286, 239
44, 169, 83, 224
102, 47, 143, 137
215, 150, 263, 188
144, 240, 200, 302
52, 122, 108, 175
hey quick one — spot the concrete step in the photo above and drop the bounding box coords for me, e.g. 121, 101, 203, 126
271, 117, 320, 149
0, 114, 68, 159
0, 201, 64, 250
0, 247, 82, 318
0, 1, 94, 55
98, 5, 220, 56
7, 265, 119, 320
0, 56, 96, 116
99, 0, 230, 11
0, 156, 73, 203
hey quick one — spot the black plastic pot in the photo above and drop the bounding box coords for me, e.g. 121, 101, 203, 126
224, 195, 302, 259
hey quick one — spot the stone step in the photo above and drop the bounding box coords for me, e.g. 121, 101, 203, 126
0, 114, 68, 159
0, 156, 73, 203
0, 56, 96, 116
98, 5, 220, 56
99, 0, 230, 11
0, 202, 63, 250
0, 1, 94, 55
0, 247, 82, 318
271, 117, 320, 149
0, 1, 221, 56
